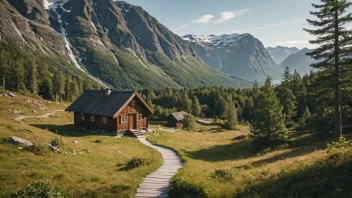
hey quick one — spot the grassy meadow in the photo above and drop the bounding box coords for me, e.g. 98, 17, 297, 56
147, 123, 352, 198
0, 92, 162, 197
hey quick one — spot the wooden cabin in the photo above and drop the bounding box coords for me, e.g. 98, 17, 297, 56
167, 112, 188, 129
65, 90, 153, 134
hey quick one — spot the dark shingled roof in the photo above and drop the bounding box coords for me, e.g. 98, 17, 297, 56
170, 112, 188, 121
65, 90, 152, 117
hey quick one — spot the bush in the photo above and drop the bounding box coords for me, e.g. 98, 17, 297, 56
94, 139, 102, 144
125, 157, 150, 170
13, 181, 65, 198
170, 179, 207, 198
183, 114, 196, 131
50, 136, 64, 148
211, 169, 233, 180
25, 144, 48, 156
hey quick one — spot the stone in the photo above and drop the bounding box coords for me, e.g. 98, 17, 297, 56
73, 140, 79, 144
11, 136, 33, 147
116, 151, 122, 154
232, 135, 247, 141
18, 147, 23, 150
32, 110, 38, 113
8, 93, 16, 97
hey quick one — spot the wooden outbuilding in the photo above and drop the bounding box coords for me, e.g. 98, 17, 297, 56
65, 90, 153, 134
167, 112, 188, 129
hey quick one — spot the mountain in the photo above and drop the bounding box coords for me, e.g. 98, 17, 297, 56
267, 46, 299, 65
279, 48, 318, 75
182, 33, 282, 82
0, 0, 251, 89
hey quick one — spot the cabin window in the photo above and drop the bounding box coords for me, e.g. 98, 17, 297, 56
81, 113, 85, 120
139, 114, 143, 120
121, 116, 127, 123
90, 115, 95, 122
131, 100, 136, 108
102, 116, 107, 123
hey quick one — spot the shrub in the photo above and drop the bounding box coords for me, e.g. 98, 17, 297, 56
183, 114, 196, 131
170, 179, 207, 198
211, 169, 233, 180
13, 181, 65, 198
50, 136, 64, 148
25, 144, 48, 156
125, 157, 150, 170
94, 139, 102, 144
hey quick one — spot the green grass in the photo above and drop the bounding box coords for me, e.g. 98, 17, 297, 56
0, 92, 162, 197
146, 124, 352, 197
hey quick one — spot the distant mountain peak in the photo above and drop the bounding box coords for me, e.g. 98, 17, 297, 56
267, 46, 300, 65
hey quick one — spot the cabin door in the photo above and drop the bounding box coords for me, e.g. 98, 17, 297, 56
128, 114, 136, 129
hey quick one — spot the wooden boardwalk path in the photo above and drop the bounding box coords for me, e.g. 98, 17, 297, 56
136, 136, 183, 198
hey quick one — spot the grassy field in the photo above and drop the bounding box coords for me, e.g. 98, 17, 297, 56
0, 91, 162, 197
146, 123, 352, 197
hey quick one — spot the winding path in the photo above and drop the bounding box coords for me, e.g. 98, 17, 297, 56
14, 110, 64, 121
136, 136, 183, 198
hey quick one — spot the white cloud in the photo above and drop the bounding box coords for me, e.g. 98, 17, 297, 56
192, 14, 215, 24
175, 24, 190, 30
276, 40, 309, 47
214, 9, 249, 24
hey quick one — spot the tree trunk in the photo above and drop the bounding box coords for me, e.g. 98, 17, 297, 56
334, 8, 342, 138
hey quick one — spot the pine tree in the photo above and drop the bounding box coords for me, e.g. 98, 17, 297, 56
250, 77, 287, 148
304, 0, 352, 137
192, 96, 201, 117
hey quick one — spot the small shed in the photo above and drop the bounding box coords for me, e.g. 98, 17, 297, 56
167, 112, 188, 129
65, 90, 153, 134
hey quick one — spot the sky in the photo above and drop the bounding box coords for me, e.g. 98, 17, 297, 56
122, 0, 322, 49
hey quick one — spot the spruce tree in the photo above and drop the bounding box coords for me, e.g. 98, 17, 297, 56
181, 90, 192, 113
27, 60, 38, 96
305, 0, 352, 137
298, 106, 312, 130
278, 67, 297, 126
192, 96, 201, 117
250, 77, 287, 147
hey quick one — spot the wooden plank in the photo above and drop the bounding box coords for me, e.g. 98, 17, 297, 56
135, 137, 183, 198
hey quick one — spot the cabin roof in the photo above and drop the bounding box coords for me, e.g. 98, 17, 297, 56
170, 111, 188, 121
65, 90, 153, 117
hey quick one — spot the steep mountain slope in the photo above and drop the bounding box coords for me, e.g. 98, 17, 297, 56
183, 34, 282, 81
0, 0, 251, 89
280, 48, 318, 75
267, 46, 299, 65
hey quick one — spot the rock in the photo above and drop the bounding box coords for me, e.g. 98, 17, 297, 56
18, 147, 23, 150
8, 93, 16, 97
48, 144, 61, 153
32, 110, 38, 113
11, 136, 33, 147
232, 135, 247, 141
86, 149, 91, 153
73, 140, 79, 144
116, 151, 122, 154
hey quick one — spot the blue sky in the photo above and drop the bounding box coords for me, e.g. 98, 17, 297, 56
122, 0, 322, 49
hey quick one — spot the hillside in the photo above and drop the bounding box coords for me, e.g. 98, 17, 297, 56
280, 48, 318, 75
267, 45, 299, 65
0, 0, 251, 89
183, 33, 282, 81
0, 90, 162, 197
